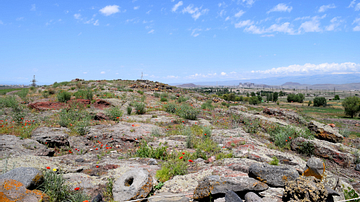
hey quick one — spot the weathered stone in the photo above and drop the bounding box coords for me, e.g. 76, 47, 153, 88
31, 127, 70, 148
248, 163, 299, 187
148, 192, 189, 202
193, 175, 268, 200
0, 178, 49, 202
355, 164, 360, 171
258, 187, 284, 201
244, 192, 263, 202
63, 173, 103, 196
225, 190, 243, 202
148, 158, 158, 165
94, 112, 109, 120
263, 108, 306, 124
303, 157, 325, 180
291, 137, 353, 167
28, 101, 65, 111
0, 167, 44, 189
283, 176, 328, 202
113, 168, 153, 201
91, 193, 104, 202
325, 185, 340, 196
308, 121, 343, 143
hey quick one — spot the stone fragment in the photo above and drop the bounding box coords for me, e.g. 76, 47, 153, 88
0, 167, 44, 189
303, 157, 325, 180
193, 175, 268, 200
283, 176, 328, 202
355, 164, 360, 171
248, 163, 299, 187
91, 193, 104, 202
225, 190, 243, 202
148, 192, 189, 202
113, 168, 153, 201
148, 158, 158, 165
94, 112, 110, 120
31, 127, 70, 148
308, 121, 343, 143
0, 178, 49, 202
244, 192, 263, 202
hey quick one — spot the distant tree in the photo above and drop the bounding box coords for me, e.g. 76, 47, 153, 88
258, 95, 263, 102
246, 92, 250, 97
334, 95, 340, 100
279, 91, 285, 96
273, 92, 279, 102
249, 96, 260, 105
342, 96, 360, 118
298, 93, 305, 103
313, 97, 327, 107
251, 92, 256, 97
308, 100, 312, 106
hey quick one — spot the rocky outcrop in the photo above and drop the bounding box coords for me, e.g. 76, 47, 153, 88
0, 167, 43, 189
31, 127, 70, 148
263, 108, 306, 124
193, 175, 268, 200
308, 121, 344, 143
283, 176, 328, 202
0, 178, 49, 202
248, 163, 299, 187
28, 101, 65, 111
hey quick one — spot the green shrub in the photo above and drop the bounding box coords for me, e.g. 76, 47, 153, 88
127, 106, 132, 115
313, 97, 327, 107
269, 156, 279, 165
57, 91, 71, 103
105, 107, 123, 121
298, 141, 315, 156
287, 93, 305, 103
75, 118, 90, 136
136, 141, 168, 160
270, 126, 314, 149
342, 96, 360, 118
156, 159, 187, 182
249, 96, 260, 105
0, 96, 18, 108
42, 90, 50, 98
308, 100, 312, 106
177, 104, 199, 120
343, 185, 360, 202
73, 89, 93, 100
201, 100, 214, 110
154, 92, 160, 98
160, 97, 168, 102
334, 95, 340, 100
134, 102, 146, 114
202, 126, 212, 140
17, 89, 29, 102
164, 103, 177, 113
177, 96, 188, 103
58, 108, 90, 128
137, 90, 144, 95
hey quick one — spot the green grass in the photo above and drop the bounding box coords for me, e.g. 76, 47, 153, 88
0, 88, 24, 95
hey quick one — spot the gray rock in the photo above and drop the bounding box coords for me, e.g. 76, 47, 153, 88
303, 157, 325, 179
148, 158, 158, 165
244, 192, 263, 202
225, 190, 243, 202
113, 168, 153, 201
0, 167, 43, 189
325, 185, 340, 196
215, 197, 226, 202
148, 192, 189, 202
31, 127, 70, 147
248, 163, 299, 187
193, 175, 268, 200
308, 121, 343, 143
355, 164, 360, 171
91, 193, 104, 202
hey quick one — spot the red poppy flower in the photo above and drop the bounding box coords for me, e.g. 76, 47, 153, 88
182, 152, 185, 155
74, 187, 80, 191
188, 159, 193, 163
286, 140, 288, 142
69, 150, 72, 153
204, 134, 207, 136
179, 156, 183, 159
95, 148, 98, 150
289, 137, 291, 139
96, 165, 99, 168
46, 167, 50, 169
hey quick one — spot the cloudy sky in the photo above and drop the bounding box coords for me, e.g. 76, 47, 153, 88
1, 0, 360, 85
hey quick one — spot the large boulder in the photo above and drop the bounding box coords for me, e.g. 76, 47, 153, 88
0, 167, 44, 189
31, 127, 70, 148
303, 157, 325, 180
193, 175, 268, 200
308, 121, 343, 143
283, 176, 328, 202
0, 178, 49, 202
112, 168, 153, 201
248, 163, 299, 187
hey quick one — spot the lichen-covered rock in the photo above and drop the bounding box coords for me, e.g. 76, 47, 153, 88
193, 175, 268, 200
0, 167, 44, 189
308, 121, 343, 143
31, 127, 70, 147
244, 192, 263, 202
0, 178, 49, 202
303, 157, 325, 180
283, 176, 328, 202
112, 168, 153, 201
248, 163, 299, 187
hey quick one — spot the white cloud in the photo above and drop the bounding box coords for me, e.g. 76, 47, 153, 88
325, 17, 343, 31
299, 15, 326, 33
219, 9, 226, 17
191, 28, 201, 37
99, 5, 120, 16
348, 0, 356, 8
101, 71, 105, 74
234, 10, 245, 18
294, 16, 311, 21
234, 20, 253, 28
268, 22, 295, 34
353, 18, 360, 31
261, 34, 274, 37
225, 16, 230, 21
93, 20, 99, 26
16, 17, 24, 21
83, 72, 87, 74
356, 3, 360, 11
182, 5, 209, 20
74, 14, 81, 19
267, 3, 292, 14
166, 75, 179, 79
318, 4, 336, 13
221, 72, 227, 76
172, 1, 183, 12
253, 62, 360, 76
31, 4, 36, 11
146, 10, 151, 14
134, 6, 140, 10
0, 20, 3, 25
244, 25, 267, 34
242, 0, 256, 6
148, 29, 154, 34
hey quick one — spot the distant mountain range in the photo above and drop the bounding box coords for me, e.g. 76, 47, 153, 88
173, 74, 360, 90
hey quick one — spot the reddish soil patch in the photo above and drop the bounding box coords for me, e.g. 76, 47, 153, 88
93, 99, 111, 109
28, 101, 66, 111
67, 99, 91, 107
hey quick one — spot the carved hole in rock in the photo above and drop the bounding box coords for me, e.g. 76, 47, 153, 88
125, 177, 134, 187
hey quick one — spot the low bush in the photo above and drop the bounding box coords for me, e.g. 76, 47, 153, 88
269, 156, 279, 165
298, 141, 315, 156
201, 100, 214, 110
249, 96, 260, 105
42, 90, 50, 98
164, 103, 177, 113
57, 91, 71, 103
17, 89, 29, 102
177, 104, 199, 120
177, 96, 188, 103
134, 102, 146, 114
127, 106, 132, 115
136, 141, 168, 160
73, 89, 93, 100
105, 107, 123, 121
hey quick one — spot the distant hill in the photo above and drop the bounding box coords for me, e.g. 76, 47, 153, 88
176, 83, 198, 88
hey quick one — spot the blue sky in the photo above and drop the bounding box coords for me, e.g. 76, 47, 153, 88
1, 0, 360, 85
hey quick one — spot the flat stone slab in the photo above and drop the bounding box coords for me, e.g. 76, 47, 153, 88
0, 167, 43, 189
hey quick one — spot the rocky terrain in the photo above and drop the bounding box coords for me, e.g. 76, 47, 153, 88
0, 79, 360, 202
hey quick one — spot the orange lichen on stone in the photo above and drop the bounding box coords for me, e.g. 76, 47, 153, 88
303, 168, 323, 180
3, 180, 23, 191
